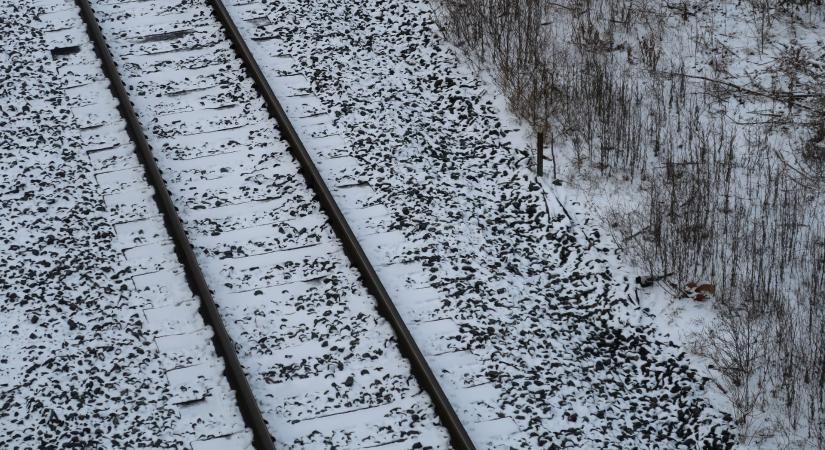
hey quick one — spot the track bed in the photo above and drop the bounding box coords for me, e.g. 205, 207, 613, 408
81, 0, 454, 447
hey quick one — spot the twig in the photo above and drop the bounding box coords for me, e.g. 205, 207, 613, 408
772, 150, 822, 190
659, 71, 821, 110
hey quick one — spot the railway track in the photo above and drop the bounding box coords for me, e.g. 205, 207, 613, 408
14, 0, 252, 447
72, 0, 475, 448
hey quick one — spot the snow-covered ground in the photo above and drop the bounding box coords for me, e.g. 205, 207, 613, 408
224, 0, 740, 447
0, 1, 251, 448
449, 1, 825, 447
85, 0, 451, 447
431, 0, 825, 446
13, 0, 811, 446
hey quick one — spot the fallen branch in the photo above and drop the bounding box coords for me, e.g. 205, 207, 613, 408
659, 71, 821, 111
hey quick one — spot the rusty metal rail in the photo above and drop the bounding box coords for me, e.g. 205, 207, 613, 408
74, 1, 276, 449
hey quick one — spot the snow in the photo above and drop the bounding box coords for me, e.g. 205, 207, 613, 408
224, 0, 740, 447
498, 2, 825, 447
0, 0, 251, 448
2, 0, 780, 446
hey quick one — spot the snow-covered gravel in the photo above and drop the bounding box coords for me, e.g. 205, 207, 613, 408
224, 0, 741, 447
0, 1, 251, 448
84, 0, 451, 447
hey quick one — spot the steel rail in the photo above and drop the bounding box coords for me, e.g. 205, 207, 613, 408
206, 2, 477, 449
74, 1, 276, 449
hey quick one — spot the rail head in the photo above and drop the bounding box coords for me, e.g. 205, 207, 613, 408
206, 1, 477, 449
73, 1, 276, 449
